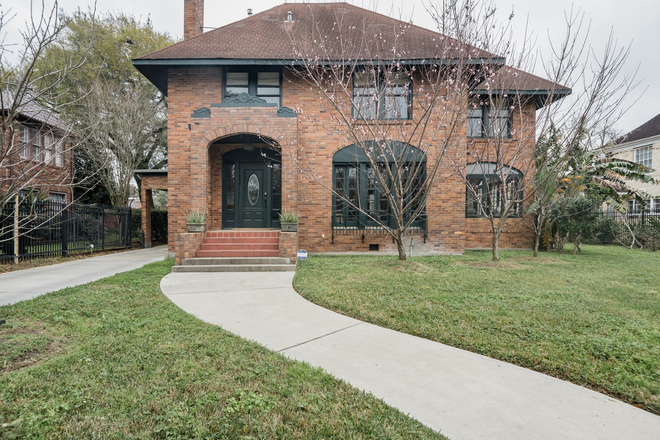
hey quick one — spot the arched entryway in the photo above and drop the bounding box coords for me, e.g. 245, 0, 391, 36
215, 135, 282, 229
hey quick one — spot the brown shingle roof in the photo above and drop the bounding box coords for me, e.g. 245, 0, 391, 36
473, 67, 570, 94
136, 2, 497, 62
615, 113, 660, 145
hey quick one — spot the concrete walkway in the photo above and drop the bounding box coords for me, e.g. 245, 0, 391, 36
0, 246, 168, 306
161, 271, 660, 440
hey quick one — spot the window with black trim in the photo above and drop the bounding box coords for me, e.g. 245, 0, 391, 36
333, 143, 425, 230
467, 97, 511, 138
466, 163, 522, 218
224, 69, 282, 106
352, 70, 411, 120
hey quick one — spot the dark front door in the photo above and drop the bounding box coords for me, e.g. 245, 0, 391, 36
240, 164, 268, 228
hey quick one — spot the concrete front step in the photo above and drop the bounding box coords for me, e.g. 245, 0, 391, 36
183, 257, 291, 265
171, 264, 296, 273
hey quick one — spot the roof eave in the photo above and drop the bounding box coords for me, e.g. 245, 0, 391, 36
133, 56, 507, 96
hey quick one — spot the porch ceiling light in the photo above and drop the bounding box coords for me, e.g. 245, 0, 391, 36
244, 140, 255, 152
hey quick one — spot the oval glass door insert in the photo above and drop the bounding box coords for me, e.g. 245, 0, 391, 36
247, 173, 260, 206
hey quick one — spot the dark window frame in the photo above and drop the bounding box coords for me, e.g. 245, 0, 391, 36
332, 162, 425, 230
467, 96, 512, 139
465, 164, 523, 218
222, 67, 283, 107
352, 70, 412, 121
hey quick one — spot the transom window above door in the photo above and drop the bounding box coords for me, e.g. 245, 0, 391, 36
224, 69, 281, 106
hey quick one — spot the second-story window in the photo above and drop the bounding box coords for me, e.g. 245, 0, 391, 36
19, 126, 30, 158
352, 70, 411, 121
468, 97, 511, 139
634, 146, 653, 168
224, 69, 281, 106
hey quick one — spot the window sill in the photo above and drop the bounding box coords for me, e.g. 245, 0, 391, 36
353, 119, 413, 125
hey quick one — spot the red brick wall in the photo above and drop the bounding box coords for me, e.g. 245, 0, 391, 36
164, 67, 537, 254
0, 125, 74, 202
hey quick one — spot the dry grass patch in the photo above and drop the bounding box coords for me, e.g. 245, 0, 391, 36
0, 320, 65, 373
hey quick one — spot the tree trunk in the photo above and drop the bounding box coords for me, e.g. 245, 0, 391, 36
573, 234, 581, 255
492, 231, 500, 261
395, 231, 407, 261
533, 231, 540, 258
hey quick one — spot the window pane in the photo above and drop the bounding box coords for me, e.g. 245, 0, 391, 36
467, 109, 483, 137
257, 72, 279, 86
466, 178, 482, 217
226, 86, 249, 96
259, 96, 280, 105
334, 167, 345, 224
257, 87, 280, 95
347, 166, 358, 223
354, 71, 376, 86
272, 163, 281, 213
20, 126, 29, 158
354, 94, 377, 119
226, 72, 248, 86
383, 95, 408, 119
226, 163, 235, 210
635, 146, 652, 168
55, 138, 63, 167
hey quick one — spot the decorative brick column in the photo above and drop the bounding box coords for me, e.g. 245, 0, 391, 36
279, 231, 298, 262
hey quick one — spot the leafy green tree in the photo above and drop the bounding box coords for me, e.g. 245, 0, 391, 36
35, 11, 174, 206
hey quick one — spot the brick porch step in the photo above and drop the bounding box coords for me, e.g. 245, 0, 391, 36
194, 229, 281, 259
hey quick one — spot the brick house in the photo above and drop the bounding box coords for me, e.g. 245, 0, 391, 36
1, 91, 74, 204
133, 1, 568, 261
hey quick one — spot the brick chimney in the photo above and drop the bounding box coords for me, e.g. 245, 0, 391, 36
183, 0, 204, 40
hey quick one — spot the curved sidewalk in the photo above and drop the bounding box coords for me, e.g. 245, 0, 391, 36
160, 271, 660, 440
0, 246, 168, 306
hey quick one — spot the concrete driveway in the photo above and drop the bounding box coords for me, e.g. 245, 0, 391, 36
161, 271, 660, 440
0, 246, 168, 306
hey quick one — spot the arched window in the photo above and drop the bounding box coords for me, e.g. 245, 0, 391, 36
332, 142, 426, 231
466, 162, 523, 218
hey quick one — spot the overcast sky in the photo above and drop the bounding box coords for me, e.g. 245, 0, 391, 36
3, 0, 658, 135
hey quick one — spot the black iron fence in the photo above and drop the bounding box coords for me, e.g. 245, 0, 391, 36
0, 199, 132, 263
597, 209, 660, 248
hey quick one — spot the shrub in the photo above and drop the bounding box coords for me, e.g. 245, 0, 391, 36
596, 216, 620, 244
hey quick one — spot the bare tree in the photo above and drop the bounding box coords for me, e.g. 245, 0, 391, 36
273, 2, 514, 260
431, 2, 638, 261
0, 1, 94, 257
75, 79, 165, 208
0, 2, 89, 206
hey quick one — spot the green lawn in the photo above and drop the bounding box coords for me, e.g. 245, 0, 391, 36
294, 245, 660, 414
0, 260, 443, 439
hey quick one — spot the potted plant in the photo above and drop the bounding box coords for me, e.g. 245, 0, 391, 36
279, 210, 299, 232
184, 209, 207, 233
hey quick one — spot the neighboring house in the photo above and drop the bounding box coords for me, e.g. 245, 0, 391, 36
0, 91, 74, 204
132, 1, 567, 258
609, 113, 660, 214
